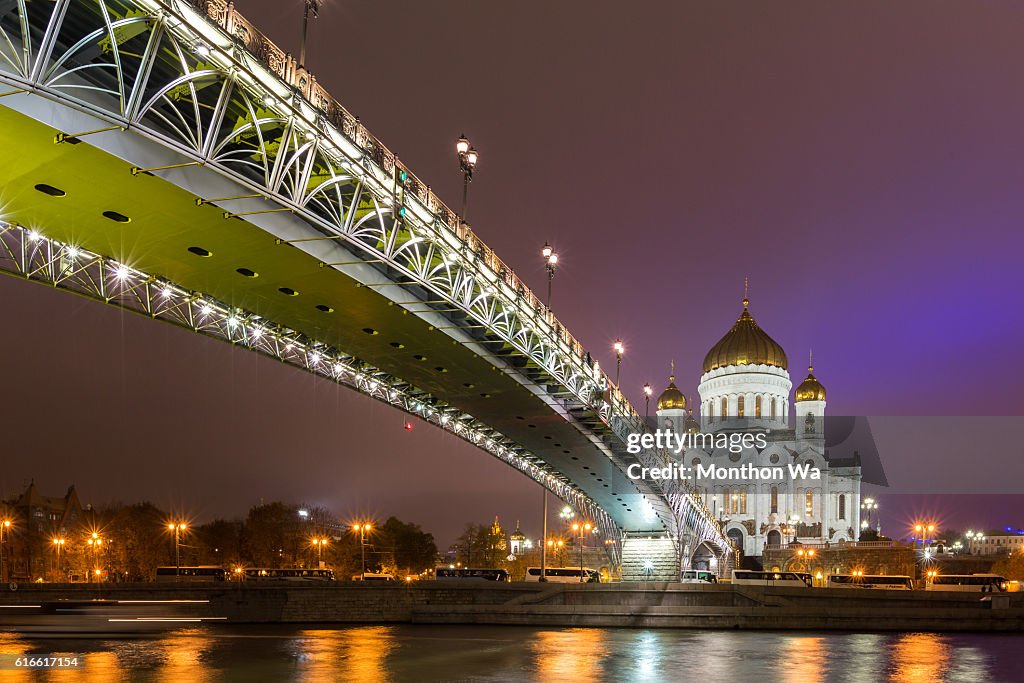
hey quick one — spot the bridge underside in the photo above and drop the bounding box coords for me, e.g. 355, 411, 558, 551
0, 0, 736, 573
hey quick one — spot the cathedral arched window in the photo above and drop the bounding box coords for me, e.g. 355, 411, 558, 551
770, 486, 778, 514
737, 395, 745, 418
771, 398, 777, 419
755, 395, 762, 418
740, 488, 747, 514
805, 490, 814, 516
722, 488, 730, 513
708, 401, 714, 422
838, 494, 846, 520
721, 397, 728, 419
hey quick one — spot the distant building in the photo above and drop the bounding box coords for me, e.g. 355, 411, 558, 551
3, 481, 85, 581
656, 292, 862, 563
509, 521, 527, 555
969, 532, 1024, 556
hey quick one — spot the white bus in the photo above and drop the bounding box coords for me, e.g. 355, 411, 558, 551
525, 567, 601, 583
351, 572, 396, 582
731, 570, 812, 587
926, 574, 1008, 593
827, 574, 913, 590
434, 567, 510, 582
155, 566, 228, 582
681, 570, 718, 584
243, 568, 336, 582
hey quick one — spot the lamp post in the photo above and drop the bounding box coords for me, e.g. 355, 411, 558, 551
613, 339, 624, 387
861, 497, 878, 533
571, 521, 593, 582
456, 135, 479, 223
546, 538, 565, 566
0, 519, 10, 584
353, 523, 372, 579
168, 522, 187, 580
643, 383, 652, 421
542, 243, 558, 308
298, 0, 322, 67
86, 533, 103, 583
311, 538, 328, 568
51, 537, 66, 581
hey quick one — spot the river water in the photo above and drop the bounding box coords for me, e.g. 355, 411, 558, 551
0, 626, 1019, 681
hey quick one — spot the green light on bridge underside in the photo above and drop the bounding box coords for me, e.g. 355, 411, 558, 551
398, 170, 408, 184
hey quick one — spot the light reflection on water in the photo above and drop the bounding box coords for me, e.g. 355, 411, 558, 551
0, 626, 1018, 682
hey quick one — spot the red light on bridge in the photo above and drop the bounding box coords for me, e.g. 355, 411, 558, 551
404, 421, 413, 431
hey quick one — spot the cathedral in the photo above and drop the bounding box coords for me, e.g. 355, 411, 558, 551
655, 293, 862, 561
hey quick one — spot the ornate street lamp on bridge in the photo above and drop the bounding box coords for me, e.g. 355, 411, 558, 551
299, 0, 322, 68
456, 135, 479, 223
542, 243, 558, 308
613, 339, 624, 387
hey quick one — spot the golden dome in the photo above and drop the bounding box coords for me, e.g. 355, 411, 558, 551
702, 297, 788, 373
795, 362, 826, 402
657, 361, 687, 411
655, 378, 688, 411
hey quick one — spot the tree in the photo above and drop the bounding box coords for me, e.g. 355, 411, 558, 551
196, 519, 245, 568
98, 502, 168, 581
378, 517, 437, 575
242, 502, 302, 567
992, 550, 1024, 581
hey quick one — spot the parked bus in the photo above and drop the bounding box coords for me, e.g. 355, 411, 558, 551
731, 570, 812, 587
926, 574, 1008, 592
243, 568, 335, 582
827, 574, 913, 590
434, 567, 510, 582
155, 566, 228, 582
680, 570, 718, 584
351, 572, 396, 582
525, 567, 601, 583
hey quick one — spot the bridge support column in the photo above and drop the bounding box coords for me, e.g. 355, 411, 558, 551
619, 534, 679, 582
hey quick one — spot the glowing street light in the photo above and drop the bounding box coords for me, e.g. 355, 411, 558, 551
613, 339, 624, 387
353, 523, 373, 580
456, 135, 479, 223
168, 522, 187, 580
0, 519, 11, 584
643, 383, 653, 420
51, 537, 66, 579
86, 532, 104, 584
542, 242, 558, 308
571, 521, 593, 582
311, 537, 329, 568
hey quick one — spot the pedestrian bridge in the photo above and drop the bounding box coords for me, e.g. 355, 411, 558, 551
0, 0, 733, 578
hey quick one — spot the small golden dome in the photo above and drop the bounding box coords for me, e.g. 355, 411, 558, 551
795, 365, 826, 402
657, 381, 686, 411
684, 406, 700, 433
702, 297, 788, 373
657, 361, 687, 411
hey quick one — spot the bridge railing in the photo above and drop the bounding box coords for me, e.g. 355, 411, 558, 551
179, 0, 592, 366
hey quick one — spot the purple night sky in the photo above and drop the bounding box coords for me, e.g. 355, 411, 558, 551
1, 0, 1022, 545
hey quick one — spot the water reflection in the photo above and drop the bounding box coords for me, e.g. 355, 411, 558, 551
530, 628, 608, 680
0, 627, 1014, 681
781, 635, 826, 682
889, 633, 950, 682
299, 626, 396, 681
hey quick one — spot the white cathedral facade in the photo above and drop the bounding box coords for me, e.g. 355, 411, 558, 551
656, 295, 862, 561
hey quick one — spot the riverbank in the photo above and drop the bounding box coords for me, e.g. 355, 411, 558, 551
2, 582, 1023, 632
